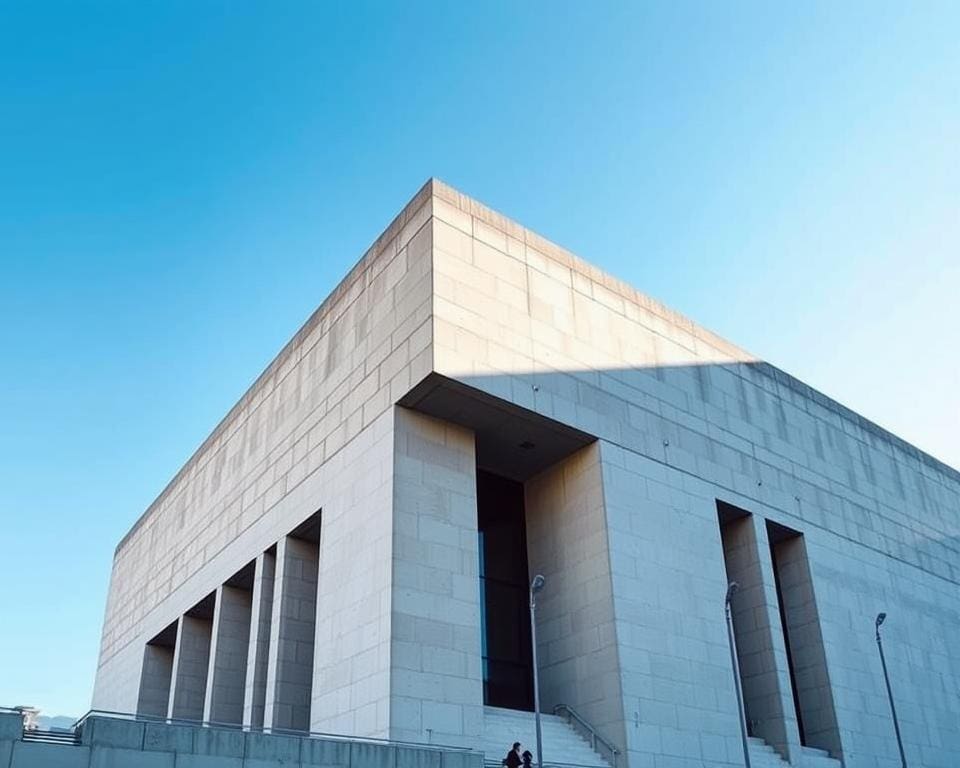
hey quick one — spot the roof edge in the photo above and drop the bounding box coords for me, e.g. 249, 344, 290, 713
428, 178, 960, 483
116, 177, 959, 555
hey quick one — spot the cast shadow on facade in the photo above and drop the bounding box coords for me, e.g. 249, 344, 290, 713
398, 362, 959, 767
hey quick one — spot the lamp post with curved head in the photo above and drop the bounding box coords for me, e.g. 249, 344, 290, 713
530, 574, 546, 768
876, 613, 907, 767
725, 582, 751, 768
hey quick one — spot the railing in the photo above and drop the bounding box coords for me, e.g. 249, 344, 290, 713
69, 709, 481, 754
483, 761, 614, 768
552, 704, 619, 768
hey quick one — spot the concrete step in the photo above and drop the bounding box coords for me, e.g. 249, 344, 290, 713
22, 729, 80, 746
747, 737, 790, 767
800, 746, 842, 768
744, 737, 843, 768
482, 707, 611, 768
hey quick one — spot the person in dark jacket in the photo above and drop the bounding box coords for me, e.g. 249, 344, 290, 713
503, 742, 522, 768
521, 749, 534, 767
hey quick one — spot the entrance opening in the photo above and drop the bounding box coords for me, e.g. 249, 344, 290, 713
478, 469, 533, 711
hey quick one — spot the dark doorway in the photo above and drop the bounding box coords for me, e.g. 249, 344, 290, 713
477, 469, 534, 711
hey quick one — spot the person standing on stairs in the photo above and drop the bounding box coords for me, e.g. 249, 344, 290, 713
522, 749, 533, 768
503, 742, 523, 768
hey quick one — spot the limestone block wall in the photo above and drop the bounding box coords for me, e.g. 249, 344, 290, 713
427, 180, 960, 767
600, 444, 747, 768
524, 443, 626, 754
94, 178, 435, 717
806, 526, 960, 766
389, 407, 483, 747
309, 405, 395, 738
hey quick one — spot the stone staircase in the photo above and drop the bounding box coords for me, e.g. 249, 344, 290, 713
799, 745, 842, 768
482, 707, 611, 768
21, 728, 80, 746
748, 737, 842, 768
748, 737, 791, 767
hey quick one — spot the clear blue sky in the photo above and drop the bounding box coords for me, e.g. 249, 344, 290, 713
1, 2, 957, 717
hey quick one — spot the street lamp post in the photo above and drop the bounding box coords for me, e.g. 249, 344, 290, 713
725, 582, 751, 768
530, 574, 546, 768
876, 613, 907, 768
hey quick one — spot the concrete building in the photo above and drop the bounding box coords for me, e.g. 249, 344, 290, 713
91, 180, 960, 768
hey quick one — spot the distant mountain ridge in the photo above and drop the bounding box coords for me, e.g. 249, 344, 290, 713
36, 715, 76, 731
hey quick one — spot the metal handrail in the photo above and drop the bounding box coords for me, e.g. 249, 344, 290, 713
484, 761, 611, 768
552, 704, 619, 767
69, 709, 480, 754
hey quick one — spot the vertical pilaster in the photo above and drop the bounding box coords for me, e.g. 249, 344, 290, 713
167, 610, 214, 721
524, 443, 627, 756
243, 549, 276, 729
264, 535, 319, 732
203, 584, 253, 725
389, 408, 483, 747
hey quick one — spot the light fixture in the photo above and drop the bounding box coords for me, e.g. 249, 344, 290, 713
726, 582, 739, 603
875, 612, 906, 767
530, 575, 546, 768
724, 582, 750, 768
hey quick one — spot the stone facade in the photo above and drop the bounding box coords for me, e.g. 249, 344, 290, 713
390, 408, 484, 747
525, 444, 624, 753
93, 180, 960, 768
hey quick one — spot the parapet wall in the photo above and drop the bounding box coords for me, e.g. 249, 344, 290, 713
0, 713, 483, 768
